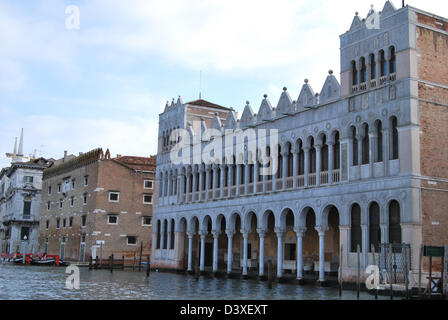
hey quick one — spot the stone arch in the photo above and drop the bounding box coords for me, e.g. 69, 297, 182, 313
188, 215, 200, 233
279, 207, 295, 229
201, 215, 213, 232
319, 203, 340, 227
298, 205, 315, 228
228, 211, 243, 231
214, 214, 227, 233
177, 217, 187, 233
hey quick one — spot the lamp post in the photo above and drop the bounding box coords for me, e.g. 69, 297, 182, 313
22, 235, 27, 264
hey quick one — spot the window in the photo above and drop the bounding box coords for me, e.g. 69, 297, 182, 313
127, 236, 137, 245
23, 201, 31, 218
107, 215, 118, 225
83, 193, 87, 205
24, 176, 33, 183
47, 201, 51, 210
351, 204, 362, 253
81, 215, 87, 227
70, 196, 74, 207
62, 180, 70, 193
48, 186, 52, 195
57, 183, 61, 193
108, 192, 119, 202
46, 220, 49, 230
144, 180, 153, 189
20, 227, 30, 240
63, 218, 66, 228
59, 199, 63, 209
142, 216, 152, 226
369, 202, 381, 253
143, 194, 153, 204
84, 176, 88, 186
81, 234, 86, 243
56, 218, 60, 229
71, 179, 76, 190
69, 217, 73, 228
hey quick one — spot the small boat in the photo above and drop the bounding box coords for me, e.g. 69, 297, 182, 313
31, 257, 56, 266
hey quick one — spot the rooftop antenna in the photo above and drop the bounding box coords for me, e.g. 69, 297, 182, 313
402, 1, 405, 8
199, 70, 202, 100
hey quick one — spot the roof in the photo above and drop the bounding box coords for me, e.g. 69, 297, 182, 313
186, 99, 230, 111
113, 155, 157, 171
3, 158, 50, 178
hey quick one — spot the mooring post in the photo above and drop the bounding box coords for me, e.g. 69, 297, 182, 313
418, 245, 423, 299
371, 244, 377, 300
339, 245, 343, 297
122, 255, 125, 270
404, 245, 409, 300
444, 245, 448, 300
138, 241, 143, 272
89, 256, 92, 270
389, 244, 393, 300
146, 255, 150, 277
110, 254, 114, 273
95, 255, 99, 270
267, 259, 273, 289
133, 251, 136, 271
357, 244, 360, 300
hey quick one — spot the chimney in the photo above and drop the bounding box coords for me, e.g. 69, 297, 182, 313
64, 150, 67, 162
116, 154, 122, 158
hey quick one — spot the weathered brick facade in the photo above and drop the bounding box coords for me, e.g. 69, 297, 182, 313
38, 149, 156, 262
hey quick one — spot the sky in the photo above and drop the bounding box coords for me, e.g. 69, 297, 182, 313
0, 0, 447, 168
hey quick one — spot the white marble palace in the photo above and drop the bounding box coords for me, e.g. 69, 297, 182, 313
152, 2, 447, 284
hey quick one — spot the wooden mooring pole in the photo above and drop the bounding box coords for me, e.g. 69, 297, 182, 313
389, 244, 393, 300
89, 256, 92, 270
371, 244, 377, 300
357, 244, 360, 300
133, 251, 136, 271
444, 245, 448, 300
418, 245, 423, 299
138, 242, 143, 272
267, 260, 273, 289
95, 256, 99, 270
110, 254, 114, 273
404, 246, 409, 300
122, 255, 125, 270
146, 255, 150, 277
339, 245, 343, 297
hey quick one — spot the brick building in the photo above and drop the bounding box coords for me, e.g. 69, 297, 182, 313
152, 1, 448, 286
38, 148, 156, 262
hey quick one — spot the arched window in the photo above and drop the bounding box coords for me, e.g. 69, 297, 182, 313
163, 221, 168, 249
391, 116, 399, 160
370, 53, 376, 80
156, 220, 161, 249
170, 220, 175, 249
287, 145, 293, 177
352, 61, 358, 85
389, 200, 401, 244
369, 202, 381, 252
333, 132, 340, 169
362, 124, 369, 165
321, 135, 328, 171
352, 127, 358, 166
375, 120, 383, 162
380, 50, 387, 76
360, 57, 367, 83
298, 140, 304, 175
389, 46, 396, 74
277, 145, 282, 179
351, 203, 362, 252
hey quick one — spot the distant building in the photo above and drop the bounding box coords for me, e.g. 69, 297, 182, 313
38, 148, 156, 262
0, 129, 51, 254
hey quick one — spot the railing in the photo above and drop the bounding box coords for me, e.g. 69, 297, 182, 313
359, 82, 367, 91
222, 187, 228, 197
320, 171, 329, 185
370, 79, 377, 88
351, 85, 358, 93
208, 190, 213, 199
266, 180, 272, 192
297, 175, 305, 188
247, 183, 253, 194
239, 185, 245, 195
276, 179, 282, 190
332, 169, 341, 183
308, 173, 316, 186
379, 75, 387, 85
214, 189, 220, 198
193, 191, 199, 201
201, 190, 206, 200
231, 186, 237, 197
286, 177, 294, 189
389, 72, 396, 81
182, 194, 186, 203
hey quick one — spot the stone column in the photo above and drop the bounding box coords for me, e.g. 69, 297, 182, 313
201, 166, 206, 201
167, 223, 173, 251
262, 164, 267, 193
328, 142, 334, 184
361, 224, 369, 269
369, 132, 376, 178
160, 224, 166, 250
357, 133, 363, 169
272, 156, 277, 192
304, 147, 310, 187
282, 151, 288, 190
186, 170, 191, 202
315, 226, 328, 282
241, 229, 249, 276
236, 164, 241, 196
380, 223, 388, 244
244, 161, 249, 195
192, 168, 197, 202
257, 229, 266, 276
220, 164, 226, 198
177, 173, 183, 204
275, 227, 285, 278
228, 164, 233, 198
226, 229, 235, 274
212, 230, 220, 273
339, 225, 350, 279
382, 128, 390, 176
212, 164, 218, 200
292, 150, 298, 188
199, 231, 207, 272
294, 226, 306, 279
253, 161, 259, 194
316, 143, 322, 186
187, 232, 194, 272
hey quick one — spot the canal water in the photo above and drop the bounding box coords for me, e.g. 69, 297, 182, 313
0, 264, 385, 300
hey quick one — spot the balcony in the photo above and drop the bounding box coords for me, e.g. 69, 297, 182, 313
308, 173, 316, 186
286, 176, 294, 189
379, 75, 387, 85
370, 79, 377, 88
332, 169, 341, 183
359, 82, 367, 91
320, 171, 329, 185
389, 72, 396, 81
351, 85, 358, 93
297, 175, 305, 188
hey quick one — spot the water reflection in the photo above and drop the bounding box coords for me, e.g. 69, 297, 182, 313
0, 264, 384, 300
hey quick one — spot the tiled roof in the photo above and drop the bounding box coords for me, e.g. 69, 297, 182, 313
113, 155, 156, 171
186, 99, 230, 111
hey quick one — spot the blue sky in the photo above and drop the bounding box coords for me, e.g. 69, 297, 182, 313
1, 0, 447, 167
